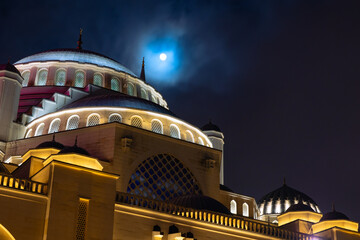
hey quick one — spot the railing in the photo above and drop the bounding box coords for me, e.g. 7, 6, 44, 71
0, 173, 47, 195
116, 192, 323, 240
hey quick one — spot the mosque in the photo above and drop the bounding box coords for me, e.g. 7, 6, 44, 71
0, 32, 358, 239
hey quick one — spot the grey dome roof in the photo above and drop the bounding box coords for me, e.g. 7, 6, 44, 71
258, 183, 320, 215
320, 210, 349, 221
15, 48, 137, 77
60, 91, 176, 117
170, 194, 231, 215
37, 140, 64, 150
58, 145, 90, 156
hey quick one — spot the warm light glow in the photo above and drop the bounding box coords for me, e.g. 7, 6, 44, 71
43, 154, 103, 171
312, 219, 359, 233
277, 211, 323, 226
160, 53, 167, 61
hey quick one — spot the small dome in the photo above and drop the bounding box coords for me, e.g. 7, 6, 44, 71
0, 63, 20, 75
201, 121, 221, 132
170, 194, 231, 214
285, 202, 315, 213
15, 48, 136, 76
320, 210, 349, 221
58, 145, 90, 156
36, 139, 64, 150
258, 183, 320, 216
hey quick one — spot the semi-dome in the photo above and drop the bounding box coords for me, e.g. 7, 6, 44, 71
15, 48, 137, 76
60, 90, 176, 117
258, 182, 320, 217
170, 194, 231, 215
320, 210, 349, 221
36, 140, 65, 150
285, 201, 315, 213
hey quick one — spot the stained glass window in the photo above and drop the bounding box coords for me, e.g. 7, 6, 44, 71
55, 70, 66, 86
36, 69, 48, 86
75, 71, 85, 87
111, 78, 120, 91
93, 74, 103, 86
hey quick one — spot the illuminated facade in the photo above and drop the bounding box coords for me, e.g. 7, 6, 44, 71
0, 39, 359, 239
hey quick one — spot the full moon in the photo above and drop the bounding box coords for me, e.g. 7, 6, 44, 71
160, 53, 167, 61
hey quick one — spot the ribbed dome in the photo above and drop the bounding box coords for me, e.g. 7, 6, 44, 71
285, 202, 315, 213
60, 90, 175, 117
320, 210, 349, 221
258, 183, 320, 215
170, 195, 231, 214
15, 48, 136, 76
201, 121, 221, 132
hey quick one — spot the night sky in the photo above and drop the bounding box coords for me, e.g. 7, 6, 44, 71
2, 0, 360, 222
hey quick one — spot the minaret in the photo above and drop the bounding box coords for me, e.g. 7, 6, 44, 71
140, 57, 146, 82
77, 28, 83, 50
0, 63, 23, 142
201, 121, 225, 184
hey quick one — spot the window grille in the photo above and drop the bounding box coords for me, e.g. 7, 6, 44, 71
131, 116, 142, 128
76, 198, 89, 240
151, 120, 163, 134
127, 154, 202, 201
185, 131, 194, 142
25, 129, 32, 138
108, 114, 122, 123
169, 124, 180, 139
127, 84, 134, 96
140, 89, 148, 100
55, 70, 66, 86
22, 71, 30, 86
34, 123, 45, 136
197, 137, 204, 145
48, 119, 61, 133
87, 114, 100, 126
36, 70, 48, 86
75, 72, 85, 87
67, 115, 80, 130
93, 74, 103, 86
111, 78, 120, 91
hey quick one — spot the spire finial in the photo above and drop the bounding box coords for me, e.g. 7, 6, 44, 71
74, 136, 78, 147
140, 57, 146, 82
52, 134, 56, 142
77, 28, 83, 50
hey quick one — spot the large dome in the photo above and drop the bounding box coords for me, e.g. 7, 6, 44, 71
258, 183, 320, 217
60, 90, 175, 117
15, 48, 137, 76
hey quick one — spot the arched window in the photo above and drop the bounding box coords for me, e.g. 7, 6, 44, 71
230, 200, 237, 214
198, 137, 204, 145
36, 69, 48, 86
140, 88, 148, 100
34, 123, 45, 136
111, 78, 120, 91
151, 120, 163, 134
151, 95, 157, 103
87, 114, 100, 126
243, 203, 249, 217
127, 154, 202, 201
48, 118, 61, 133
74, 71, 85, 87
66, 115, 80, 130
108, 113, 122, 123
93, 73, 103, 86
127, 83, 135, 96
55, 69, 66, 86
185, 130, 194, 142
131, 116, 142, 128
25, 129, 32, 138
21, 71, 30, 87
169, 124, 180, 139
